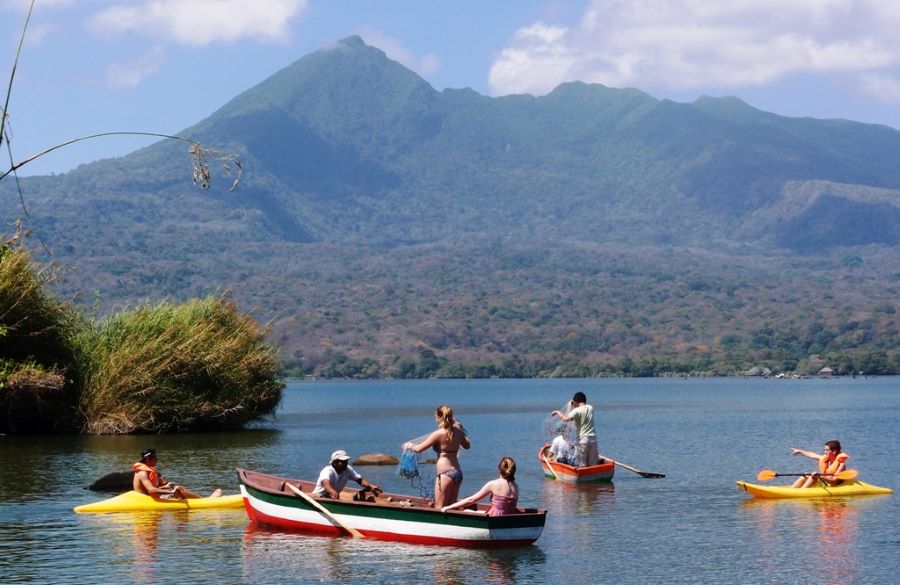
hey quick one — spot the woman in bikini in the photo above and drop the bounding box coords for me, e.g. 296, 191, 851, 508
440, 456, 519, 516
405, 405, 470, 509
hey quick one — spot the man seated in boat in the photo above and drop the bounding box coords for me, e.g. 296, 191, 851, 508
133, 448, 222, 499
312, 450, 382, 500
548, 429, 574, 465
790, 440, 849, 488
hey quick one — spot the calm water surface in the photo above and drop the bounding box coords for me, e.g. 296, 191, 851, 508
2, 378, 897, 584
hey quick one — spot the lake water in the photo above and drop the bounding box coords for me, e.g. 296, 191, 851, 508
1, 377, 897, 584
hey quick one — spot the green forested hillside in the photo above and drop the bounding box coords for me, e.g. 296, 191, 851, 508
2, 36, 899, 377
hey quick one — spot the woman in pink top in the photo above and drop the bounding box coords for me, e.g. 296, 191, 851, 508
440, 457, 519, 516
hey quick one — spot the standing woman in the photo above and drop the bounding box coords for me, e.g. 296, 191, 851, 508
404, 405, 470, 508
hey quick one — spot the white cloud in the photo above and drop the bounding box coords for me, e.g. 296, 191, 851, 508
489, 23, 577, 95
0, 0, 74, 10
23, 22, 56, 46
105, 46, 166, 89
489, 0, 900, 96
88, 0, 307, 46
860, 73, 900, 103
358, 27, 441, 77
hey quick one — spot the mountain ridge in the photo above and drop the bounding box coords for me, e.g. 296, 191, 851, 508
2, 36, 899, 376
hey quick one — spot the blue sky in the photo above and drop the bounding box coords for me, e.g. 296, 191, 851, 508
3, 0, 900, 176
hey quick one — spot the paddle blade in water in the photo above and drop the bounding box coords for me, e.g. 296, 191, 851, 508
757, 469, 777, 481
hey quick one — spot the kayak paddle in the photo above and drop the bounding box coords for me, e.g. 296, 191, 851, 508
598, 453, 666, 478
756, 469, 858, 482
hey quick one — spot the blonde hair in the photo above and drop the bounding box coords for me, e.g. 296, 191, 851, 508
435, 405, 455, 440
498, 456, 516, 481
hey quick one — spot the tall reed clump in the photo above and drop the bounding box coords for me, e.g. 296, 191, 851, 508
74, 296, 283, 434
0, 240, 78, 432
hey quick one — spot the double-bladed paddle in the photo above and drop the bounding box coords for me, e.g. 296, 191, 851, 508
756, 469, 858, 482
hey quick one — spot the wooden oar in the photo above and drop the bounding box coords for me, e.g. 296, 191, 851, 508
286, 483, 364, 538
756, 469, 858, 482
598, 453, 666, 478
541, 452, 560, 481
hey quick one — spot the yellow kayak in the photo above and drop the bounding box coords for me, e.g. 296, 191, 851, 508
736, 480, 893, 499
74, 490, 244, 513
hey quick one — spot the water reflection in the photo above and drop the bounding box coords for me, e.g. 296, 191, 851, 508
540, 480, 616, 516
816, 501, 859, 585
1, 429, 282, 505
240, 524, 546, 584
740, 498, 860, 584
128, 513, 163, 583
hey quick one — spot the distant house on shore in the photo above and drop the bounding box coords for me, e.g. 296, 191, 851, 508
818, 367, 834, 377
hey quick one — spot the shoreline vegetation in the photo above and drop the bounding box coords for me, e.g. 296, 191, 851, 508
1, 239, 282, 435
281, 342, 898, 380
281, 354, 892, 381
3, 238, 895, 436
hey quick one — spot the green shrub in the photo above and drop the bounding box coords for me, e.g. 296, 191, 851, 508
0, 242, 73, 366
74, 296, 283, 434
1, 242, 78, 432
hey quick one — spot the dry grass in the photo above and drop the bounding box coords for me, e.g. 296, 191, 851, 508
1, 240, 78, 432
74, 296, 283, 434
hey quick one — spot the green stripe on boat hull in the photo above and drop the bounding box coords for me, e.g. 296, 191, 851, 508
238, 469, 546, 548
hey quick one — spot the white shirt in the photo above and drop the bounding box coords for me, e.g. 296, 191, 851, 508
550, 435, 573, 461
570, 404, 596, 440
312, 464, 362, 495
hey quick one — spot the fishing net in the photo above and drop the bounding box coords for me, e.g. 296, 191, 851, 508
542, 400, 576, 464
398, 449, 420, 480
398, 432, 434, 499
542, 400, 576, 443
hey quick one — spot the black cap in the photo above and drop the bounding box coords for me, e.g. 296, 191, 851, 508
140, 448, 156, 460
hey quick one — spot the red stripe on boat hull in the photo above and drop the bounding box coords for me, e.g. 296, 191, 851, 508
538, 444, 615, 483
243, 499, 538, 548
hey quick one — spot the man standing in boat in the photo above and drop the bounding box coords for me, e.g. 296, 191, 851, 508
551, 392, 598, 468
132, 448, 222, 499
312, 450, 382, 499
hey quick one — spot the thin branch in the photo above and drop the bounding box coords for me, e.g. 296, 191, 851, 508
0, 1, 242, 192
0, 0, 35, 151
0, 131, 202, 183
4, 130, 52, 255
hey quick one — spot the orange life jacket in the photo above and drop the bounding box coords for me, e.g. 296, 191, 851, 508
818, 451, 849, 475
132, 462, 160, 487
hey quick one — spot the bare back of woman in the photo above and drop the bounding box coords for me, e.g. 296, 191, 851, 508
407, 405, 470, 508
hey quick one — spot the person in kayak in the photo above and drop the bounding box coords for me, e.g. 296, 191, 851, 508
132, 448, 222, 499
403, 405, 471, 509
441, 456, 519, 516
790, 440, 850, 488
551, 392, 597, 467
312, 450, 382, 499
